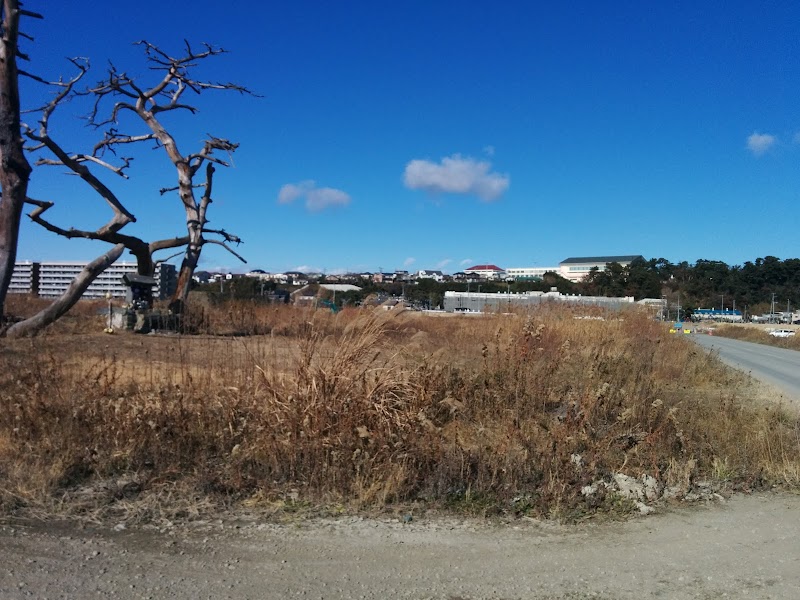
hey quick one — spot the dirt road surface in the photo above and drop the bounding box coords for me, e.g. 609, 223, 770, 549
2, 492, 799, 599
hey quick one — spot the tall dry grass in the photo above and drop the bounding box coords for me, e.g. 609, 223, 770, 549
1, 304, 798, 522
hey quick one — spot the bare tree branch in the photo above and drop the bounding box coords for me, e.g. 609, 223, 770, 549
18, 69, 47, 83
202, 228, 241, 245
150, 236, 190, 254
33, 153, 132, 178
204, 239, 247, 263
18, 8, 44, 19
93, 130, 155, 156
155, 250, 184, 263
24, 128, 136, 228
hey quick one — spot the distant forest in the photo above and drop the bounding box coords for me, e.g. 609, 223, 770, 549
576, 256, 800, 315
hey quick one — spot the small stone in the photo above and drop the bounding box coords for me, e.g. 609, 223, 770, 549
636, 501, 655, 515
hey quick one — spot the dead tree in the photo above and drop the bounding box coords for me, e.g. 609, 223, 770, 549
0, 0, 38, 319
85, 40, 252, 310
2, 40, 251, 337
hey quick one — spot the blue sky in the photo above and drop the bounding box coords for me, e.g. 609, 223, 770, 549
15, 1, 800, 274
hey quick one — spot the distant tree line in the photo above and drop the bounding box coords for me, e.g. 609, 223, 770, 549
193, 256, 800, 316
580, 256, 800, 316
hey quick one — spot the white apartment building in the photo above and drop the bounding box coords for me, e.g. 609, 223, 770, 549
13, 261, 177, 300
505, 266, 559, 281
8, 260, 38, 294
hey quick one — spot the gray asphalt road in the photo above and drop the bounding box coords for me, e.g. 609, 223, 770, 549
692, 334, 800, 400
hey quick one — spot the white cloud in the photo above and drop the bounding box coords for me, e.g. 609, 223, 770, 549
793, 131, 800, 144
403, 154, 510, 201
436, 258, 452, 270
307, 188, 351, 212
459, 258, 473, 267
403, 257, 416, 267
278, 180, 352, 212
747, 132, 777, 156
292, 265, 320, 273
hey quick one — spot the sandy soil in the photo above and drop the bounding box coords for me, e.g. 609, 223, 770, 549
2, 491, 799, 599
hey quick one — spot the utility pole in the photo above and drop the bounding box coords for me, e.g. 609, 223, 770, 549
771, 292, 777, 322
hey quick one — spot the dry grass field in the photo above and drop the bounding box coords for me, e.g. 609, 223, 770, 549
1, 299, 799, 523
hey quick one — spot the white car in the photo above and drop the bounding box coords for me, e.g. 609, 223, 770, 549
768, 329, 796, 338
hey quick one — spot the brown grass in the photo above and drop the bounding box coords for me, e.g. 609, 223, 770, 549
1, 302, 798, 523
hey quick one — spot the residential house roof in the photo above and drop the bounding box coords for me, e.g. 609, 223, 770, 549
320, 284, 362, 292
465, 264, 504, 271
560, 255, 644, 265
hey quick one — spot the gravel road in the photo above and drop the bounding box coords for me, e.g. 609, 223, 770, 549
2, 492, 800, 599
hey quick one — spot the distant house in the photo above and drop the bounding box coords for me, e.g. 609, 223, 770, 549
320, 284, 362, 293
266, 289, 290, 304
464, 264, 506, 280
558, 255, 644, 282
371, 271, 410, 283
290, 283, 361, 307
208, 272, 233, 282
284, 271, 309, 286
417, 269, 444, 282
193, 271, 211, 284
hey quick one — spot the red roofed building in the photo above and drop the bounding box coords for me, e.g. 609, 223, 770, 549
464, 264, 507, 280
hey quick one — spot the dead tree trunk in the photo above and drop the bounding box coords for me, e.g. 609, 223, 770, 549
171, 162, 216, 307
5, 244, 124, 337
4, 40, 250, 332
0, 0, 33, 318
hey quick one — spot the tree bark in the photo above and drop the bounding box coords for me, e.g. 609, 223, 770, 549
0, 0, 32, 318
5, 244, 124, 337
